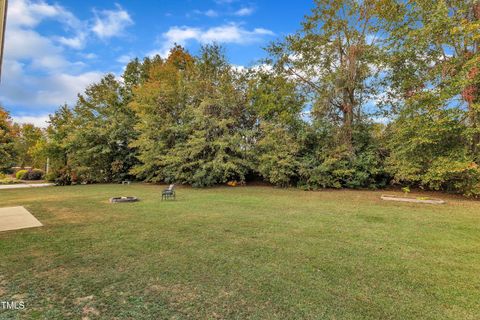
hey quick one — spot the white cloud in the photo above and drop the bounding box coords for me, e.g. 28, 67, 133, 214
0, 0, 110, 113
234, 7, 255, 16
8, 0, 80, 28
231, 65, 247, 73
116, 54, 133, 64
193, 9, 219, 18
4, 0, 90, 70
8, 0, 86, 51
153, 23, 274, 58
250, 63, 274, 73
92, 4, 134, 39
205, 9, 219, 17
231, 63, 273, 74
5, 28, 66, 67
11, 114, 50, 128
55, 33, 88, 50
81, 53, 98, 59
200, 25, 273, 43
215, 0, 237, 4
371, 116, 391, 125
1, 59, 103, 108
34, 72, 104, 106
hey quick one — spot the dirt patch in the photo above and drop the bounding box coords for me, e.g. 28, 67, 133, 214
41, 206, 92, 226
82, 305, 100, 319
147, 283, 199, 305
74, 295, 94, 305
34, 263, 70, 282
11, 293, 28, 300
0, 275, 7, 296
74, 295, 99, 320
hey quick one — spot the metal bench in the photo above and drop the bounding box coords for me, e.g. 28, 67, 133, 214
162, 184, 176, 200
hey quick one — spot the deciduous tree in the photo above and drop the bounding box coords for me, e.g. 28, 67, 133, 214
0, 106, 17, 173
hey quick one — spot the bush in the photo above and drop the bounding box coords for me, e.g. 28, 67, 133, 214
385, 105, 479, 196
45, 172, 57, 182
24, 169, 44, 180
0, 178, 22, 185
54, 167, 73, 186
423, 158, 480, 197
256, 124, 301, 187
298, 147, 387, 190
16, 169, 28, 180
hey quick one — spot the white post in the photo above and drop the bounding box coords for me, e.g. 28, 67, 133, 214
46, 157, 49, 174
0, 0, 8, 82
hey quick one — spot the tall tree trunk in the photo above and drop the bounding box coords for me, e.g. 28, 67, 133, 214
341, 101, 354, 152
466, 1, 480, 156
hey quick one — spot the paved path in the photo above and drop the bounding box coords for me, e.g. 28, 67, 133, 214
0, 206, 43, 232
0, 183, 54, 190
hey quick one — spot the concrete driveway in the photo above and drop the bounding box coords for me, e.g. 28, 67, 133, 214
0, 183, 54, 190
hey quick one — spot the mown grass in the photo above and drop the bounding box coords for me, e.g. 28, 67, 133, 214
0, 184, 479, 319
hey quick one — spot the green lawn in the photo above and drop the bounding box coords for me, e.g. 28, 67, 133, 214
0, 184, 479, 319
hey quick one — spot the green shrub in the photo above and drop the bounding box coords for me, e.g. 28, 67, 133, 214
0, 178, 22, 185
423, 157, 480, 197
299, 147, 387, 190
24, 169, 44, 180
16, 169, 29, 180
45, 172, 57, 182
54, 167, 73, 186
385, 105, 480, 196
256, 124, 300, 187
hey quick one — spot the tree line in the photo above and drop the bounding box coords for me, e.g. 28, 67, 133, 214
1, 0, 479, 195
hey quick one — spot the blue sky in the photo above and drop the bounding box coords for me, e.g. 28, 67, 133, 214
1, 0, 314, 126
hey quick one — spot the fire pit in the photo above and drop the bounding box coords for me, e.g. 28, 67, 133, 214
109, 196, 139, 203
